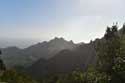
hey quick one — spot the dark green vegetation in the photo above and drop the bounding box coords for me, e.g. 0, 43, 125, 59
0, 23, 125, 83
0, 50, 37, 83
0, 50, 6, 71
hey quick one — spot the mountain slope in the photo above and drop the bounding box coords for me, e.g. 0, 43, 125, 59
27, 42, 97, 77
23, 37, 76, 60
1, 37, 76, 68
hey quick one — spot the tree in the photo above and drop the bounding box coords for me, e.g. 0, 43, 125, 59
122, 23, 125, 34
0, 50, 6, 70
96, 24, 125, 83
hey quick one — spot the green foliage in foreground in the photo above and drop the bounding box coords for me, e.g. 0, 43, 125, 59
0, 69, 38, 83
96, 24, 125, 83
39, 68, 111, 83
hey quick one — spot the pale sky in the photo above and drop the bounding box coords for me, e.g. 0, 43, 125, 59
0, 0, 125, 48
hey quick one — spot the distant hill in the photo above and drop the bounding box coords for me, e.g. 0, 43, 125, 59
0, 37, 77, 68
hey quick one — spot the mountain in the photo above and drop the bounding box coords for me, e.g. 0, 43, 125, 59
0, 37, 77, 68
23, 37, 76, 60
47, 43, 97, 73
26, 42, 97, 77
0, 37, 99, 78
25, 58, 47, 78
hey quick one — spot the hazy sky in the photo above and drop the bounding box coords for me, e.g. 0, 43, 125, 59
0, 0, 125, 47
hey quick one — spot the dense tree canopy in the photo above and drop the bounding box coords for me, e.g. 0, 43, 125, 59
96, 24, 125, 83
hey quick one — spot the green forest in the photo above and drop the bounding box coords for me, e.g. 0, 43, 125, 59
0, 24, 125, 83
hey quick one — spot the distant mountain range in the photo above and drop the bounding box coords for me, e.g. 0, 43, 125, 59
0, 37, 100, 78
26, 40, 98, 78
0, 37, 77, 68
0, 26, 124, 79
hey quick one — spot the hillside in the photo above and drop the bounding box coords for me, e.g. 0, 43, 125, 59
26, 42, 97, 77
0, 37, 77, 68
